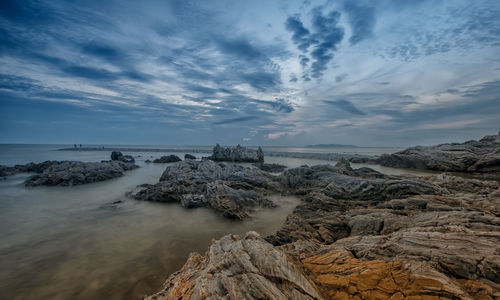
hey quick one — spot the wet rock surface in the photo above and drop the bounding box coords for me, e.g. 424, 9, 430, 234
378, 133, 500, 173
153, 155, 182, 163
24, 161, 139, 186
110, 151, 135, 163
146, 157, 500, 299
253, 162, 287, 172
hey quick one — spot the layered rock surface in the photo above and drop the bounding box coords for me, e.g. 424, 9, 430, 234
1, 159, 139, 186
131, 160, 280, 219
378, 133, 500, 173
146, 158, 500, 299
24, 160, 138, 186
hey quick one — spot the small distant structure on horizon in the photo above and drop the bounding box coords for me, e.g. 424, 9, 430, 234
74, 144, 77, 148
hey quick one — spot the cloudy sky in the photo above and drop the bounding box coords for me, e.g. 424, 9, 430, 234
1, 0, 499, 146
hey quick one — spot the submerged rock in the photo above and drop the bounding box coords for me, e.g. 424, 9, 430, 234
153, 155, 182, 163
253, 163, 287, 172
110, 151, 135, 163
184, 154, 196, 160
24, 161, 138, 186
378, 133, 500, 173
209, 144, 264, 163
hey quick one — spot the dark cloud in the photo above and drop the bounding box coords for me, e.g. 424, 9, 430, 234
214, 37, 264, 61
323, 99, 365, 115
240, 72, 281, 91
285, 15, 312, 52
82, 42, 125, 62
343, 2, 376, 44
285, 7, 344, 79
254, 98, 294, 113
213, 116, 259, 125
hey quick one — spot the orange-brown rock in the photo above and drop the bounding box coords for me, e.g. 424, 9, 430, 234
302, 248, 496, 299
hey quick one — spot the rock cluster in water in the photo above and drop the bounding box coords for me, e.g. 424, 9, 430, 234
378, 133, 500, 173
208, 144, 264, 163
0, 152, 139, 186
25, 161, 138, 186
131, 159, 280, 219
145, 148, 500, 298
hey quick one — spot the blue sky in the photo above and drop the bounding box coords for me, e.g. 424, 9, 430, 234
0, 0, 499, 146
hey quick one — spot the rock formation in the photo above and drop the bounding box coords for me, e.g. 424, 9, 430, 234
110, 151, 135, 163
24, 161, 138, 186
378, 133, 500, 173
146, 158, 500, 299
184, 154, 196, 160
209, 144, 264, 163
153, 155, 182, 163
131, 160, 280, 219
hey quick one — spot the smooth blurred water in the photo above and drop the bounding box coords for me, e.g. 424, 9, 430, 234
0, 144, 435, 299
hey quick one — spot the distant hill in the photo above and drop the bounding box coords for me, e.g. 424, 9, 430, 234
305, 143, 358, 148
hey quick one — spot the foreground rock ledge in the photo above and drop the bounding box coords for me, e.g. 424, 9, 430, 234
146, 232, 322, 300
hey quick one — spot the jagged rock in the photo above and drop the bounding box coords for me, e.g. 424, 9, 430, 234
209, 144, 264, 163
145, 232, 322, 300
184, 154, 196, 160
378, 134, 500, 173
131, 160, 281, 219
110, 151, 135, 163
153, 155, 182, 163
24, 161, 138, 186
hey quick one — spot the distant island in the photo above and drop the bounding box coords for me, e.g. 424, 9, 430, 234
305, 143, 358, 148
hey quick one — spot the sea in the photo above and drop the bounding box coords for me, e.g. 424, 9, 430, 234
0, 144, 436, 299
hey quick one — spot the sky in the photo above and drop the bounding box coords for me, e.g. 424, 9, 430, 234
0, 0, 499, 146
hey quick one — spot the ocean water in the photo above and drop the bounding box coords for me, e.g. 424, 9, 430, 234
0, 144, 435, 299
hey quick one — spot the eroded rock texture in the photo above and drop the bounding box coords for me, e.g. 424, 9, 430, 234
378, 134, 500, 173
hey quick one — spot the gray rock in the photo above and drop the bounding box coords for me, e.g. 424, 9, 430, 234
24, 161, 138, 186
253, 163, 287, 172
209, 144, 264, 163
184, 154, 196, 160
153, 155, 182, 163
131, 160, 281, 219
378, 134, 500, 173
110, 151, 135, 163
145, 232, 322, 300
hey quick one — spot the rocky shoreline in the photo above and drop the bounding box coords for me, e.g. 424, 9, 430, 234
0, 151, 139, 186
143, 139, 500, 299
